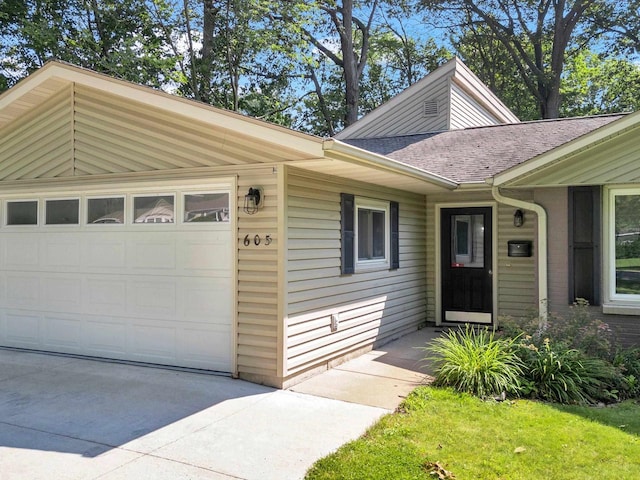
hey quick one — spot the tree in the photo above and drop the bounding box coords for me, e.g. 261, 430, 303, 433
561, 51, 640, 116
1, 0, 178, 88
419, 0, 637, 119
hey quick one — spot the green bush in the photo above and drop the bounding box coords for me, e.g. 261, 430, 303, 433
516, 338, 614, 404
425, 326, 523, 398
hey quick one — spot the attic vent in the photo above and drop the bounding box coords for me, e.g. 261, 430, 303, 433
423, 100, 439, 117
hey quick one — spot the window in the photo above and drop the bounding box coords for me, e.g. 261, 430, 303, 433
451, 214, 484, 268
87, 197, 125, 224
46, 199, 79, 225
608, 188, 640, 303
357, 204, 387, 262
133, 195, 174, 224
7, 200, 38, 225
341, 193, 399, 274
184, 193, 229, 223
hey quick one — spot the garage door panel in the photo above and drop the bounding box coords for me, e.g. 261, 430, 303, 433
5, 275, 39, 307
131, 322, 176, 363
85, 278, 127, 316
84, 237, 126, 269
4, 312, 41, 347
178, 235, 232, 273
129, 279, 177, 318
178, 324, 232, 370
4, 236, 39, 268
44, 236, 81, 268
42, 276, 82, 313
130, 237, 177, 271
83, 318, 128, 356
181, 277, 232, 320
43, 314, 83, 350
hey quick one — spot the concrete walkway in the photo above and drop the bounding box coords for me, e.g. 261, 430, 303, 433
0, 328, 438, 480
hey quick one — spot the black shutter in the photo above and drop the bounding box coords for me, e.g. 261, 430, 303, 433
390, 201, 399, 269
568, 186, 601, 305
341, 193, 355, 274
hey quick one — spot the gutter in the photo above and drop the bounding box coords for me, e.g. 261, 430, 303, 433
323, 138, 458, 190
489, 184, 548, 325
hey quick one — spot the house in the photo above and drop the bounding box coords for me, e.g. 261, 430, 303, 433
0, 58, 637, 389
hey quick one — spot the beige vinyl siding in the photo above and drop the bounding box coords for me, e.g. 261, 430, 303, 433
426, 190, 537, 322
449, 83, 502, 130
0, 86, 73, 181
72, 85, 307, 175
236, 167, 281, 380
285, 167, 427, 377
346, 76, 450, 139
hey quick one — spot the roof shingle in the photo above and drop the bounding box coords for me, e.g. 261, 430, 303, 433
343, 114, 626, 183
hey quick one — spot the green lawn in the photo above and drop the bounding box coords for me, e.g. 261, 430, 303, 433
306, 387, 640, 480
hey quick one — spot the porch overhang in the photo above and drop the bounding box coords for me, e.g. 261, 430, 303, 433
286, 138, 458, 195
490, 112, 639, 188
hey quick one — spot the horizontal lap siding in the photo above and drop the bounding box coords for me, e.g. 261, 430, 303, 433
237, 168, 280, 379
285, 168, 427, 376
449, 83, 501, 130
0, 87, 73, 180
426, 191, 537, 323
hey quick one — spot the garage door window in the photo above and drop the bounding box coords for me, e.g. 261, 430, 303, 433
6, 200, 38, 225
134, 195, 174, 224
184, 193, 230, 222
46, 199, 79, 225
88, 197, 125, 224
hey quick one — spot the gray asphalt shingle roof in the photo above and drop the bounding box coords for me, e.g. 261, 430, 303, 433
342, 114, 626, 183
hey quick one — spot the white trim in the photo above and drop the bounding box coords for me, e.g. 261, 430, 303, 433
5, 199, 39, 226
355, 197, 390, 271
603, 186, 640, 308
435, 201, 498, 327
445, 311, 492, 324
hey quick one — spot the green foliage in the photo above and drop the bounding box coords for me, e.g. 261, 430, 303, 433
425, 325, 523, 398
500, 301, 640, 404
516, 339, 614, 404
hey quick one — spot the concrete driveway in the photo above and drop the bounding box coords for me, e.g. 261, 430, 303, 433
0, 329, 434, 480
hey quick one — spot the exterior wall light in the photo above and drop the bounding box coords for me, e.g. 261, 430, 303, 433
513, 209, 524, 227
243, 187, 262, 215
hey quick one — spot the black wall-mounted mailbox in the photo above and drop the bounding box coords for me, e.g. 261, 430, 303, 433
508, 240, 532, 257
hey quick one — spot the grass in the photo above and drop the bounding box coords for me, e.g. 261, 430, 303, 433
305, 387, 640, 480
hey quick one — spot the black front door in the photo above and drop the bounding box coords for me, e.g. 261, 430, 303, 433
441, 207, 493, 324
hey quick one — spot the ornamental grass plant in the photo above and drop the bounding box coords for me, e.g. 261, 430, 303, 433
425, 325, 523, 398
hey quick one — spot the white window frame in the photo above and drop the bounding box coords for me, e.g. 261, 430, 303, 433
604, 186, 640, 313
86, 195, 126, 225
355, 197, 390, 271
5, 199, 39, 227
132, 193, 176, 225
181, 191, 231, 225
44, 197, 80, 226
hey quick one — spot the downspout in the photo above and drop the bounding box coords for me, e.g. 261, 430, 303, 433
490, 184, 548, 325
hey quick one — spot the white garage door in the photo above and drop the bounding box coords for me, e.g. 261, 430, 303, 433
0, 185, 234, 372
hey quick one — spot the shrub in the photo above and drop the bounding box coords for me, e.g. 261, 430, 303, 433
516, 338, 615, 404
425, 326, 523, 398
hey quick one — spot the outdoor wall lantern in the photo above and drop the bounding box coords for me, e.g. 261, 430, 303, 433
243, 187, 263, 215
513, 209, 524, 227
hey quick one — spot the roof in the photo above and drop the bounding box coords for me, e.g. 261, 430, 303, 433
343, 114, 626, 183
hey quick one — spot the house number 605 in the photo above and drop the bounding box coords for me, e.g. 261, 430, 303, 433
243, 234, 272, 246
